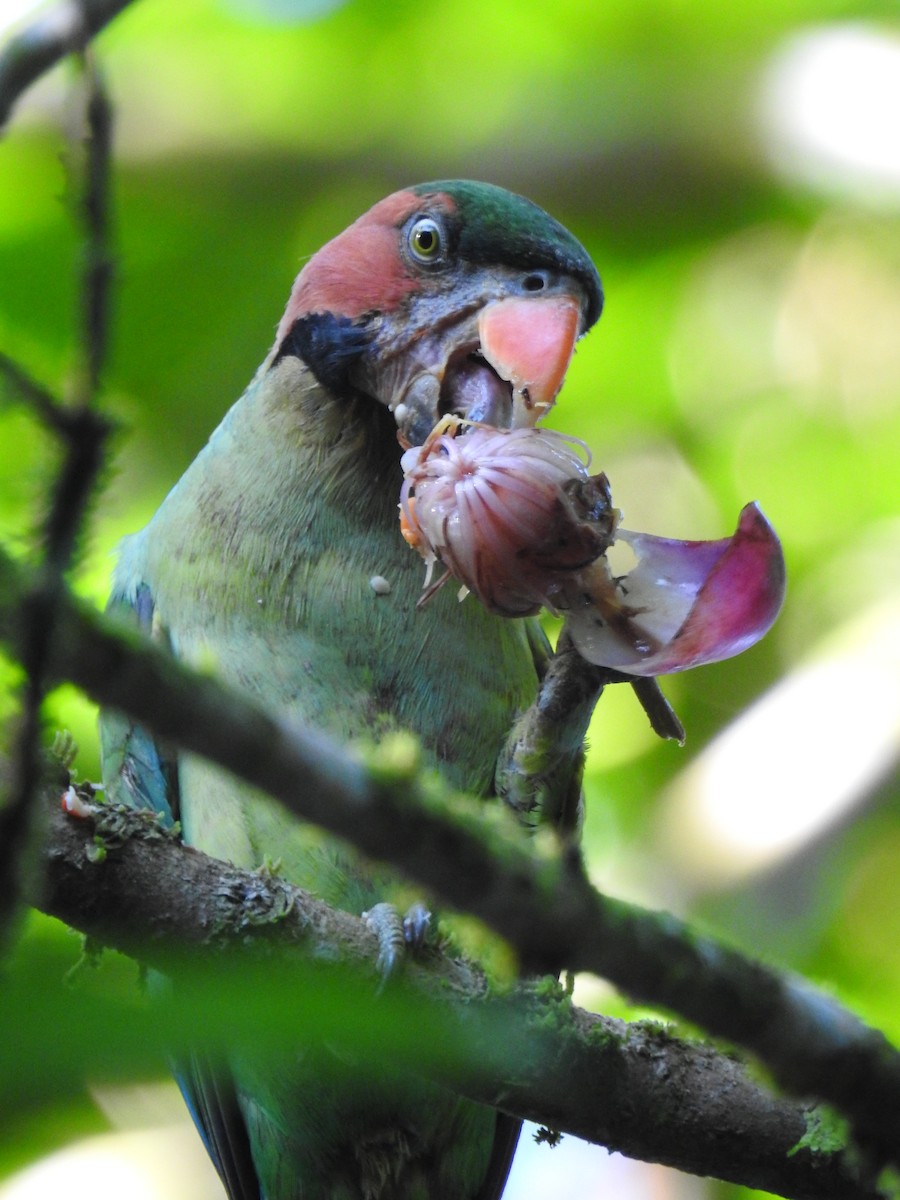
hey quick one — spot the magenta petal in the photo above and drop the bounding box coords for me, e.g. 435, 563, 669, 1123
565, 503, 786, 676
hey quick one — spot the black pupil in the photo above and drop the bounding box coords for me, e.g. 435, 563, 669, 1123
417, 227, 436, 253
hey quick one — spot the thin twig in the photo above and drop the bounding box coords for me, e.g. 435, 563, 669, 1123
0, 352, 66, 427
630, 675, 685, 742
74, 52, 113, 401
46, 55, 114, 571
0, 0, 137, 130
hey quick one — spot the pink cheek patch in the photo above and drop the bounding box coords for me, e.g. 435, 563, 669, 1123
273, 190, 426, 346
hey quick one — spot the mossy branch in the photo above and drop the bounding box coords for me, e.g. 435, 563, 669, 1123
19, 780, 882, 1200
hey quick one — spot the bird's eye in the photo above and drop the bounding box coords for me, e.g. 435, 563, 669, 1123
408, 217, 444, 264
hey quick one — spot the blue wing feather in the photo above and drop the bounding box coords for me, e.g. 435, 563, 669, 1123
475, 1114, 521, 1200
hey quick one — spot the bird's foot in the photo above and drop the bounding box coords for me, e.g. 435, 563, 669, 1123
496, 631, 685, 836
495, 634, 607, 836
363, 901, 432, 983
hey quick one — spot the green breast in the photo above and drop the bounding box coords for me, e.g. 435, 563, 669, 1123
140, 356, 537, 893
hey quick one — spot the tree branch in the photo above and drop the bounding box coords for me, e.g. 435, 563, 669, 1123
23, 783, 883, 1200
1, 544, 899, 1173
0, 0, 137, 130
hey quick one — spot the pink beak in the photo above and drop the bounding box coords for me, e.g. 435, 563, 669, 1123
477, 294, 582, 427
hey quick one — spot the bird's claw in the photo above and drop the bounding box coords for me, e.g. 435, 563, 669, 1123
401, 901, 431, 952
363, 901, 432, 985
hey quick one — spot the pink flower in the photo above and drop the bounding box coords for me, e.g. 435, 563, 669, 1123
400, 421, 785, 676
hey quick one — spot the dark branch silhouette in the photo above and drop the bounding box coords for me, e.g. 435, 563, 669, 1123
0, 57, 112, 949
0, 0, 137, 128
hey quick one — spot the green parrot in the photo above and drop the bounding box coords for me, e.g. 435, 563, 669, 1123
100, 180, 603, 1200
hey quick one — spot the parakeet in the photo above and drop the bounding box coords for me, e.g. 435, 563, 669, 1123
100, 180, 602, 1200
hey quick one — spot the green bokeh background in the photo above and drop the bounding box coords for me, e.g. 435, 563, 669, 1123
1, 0, 899, 1196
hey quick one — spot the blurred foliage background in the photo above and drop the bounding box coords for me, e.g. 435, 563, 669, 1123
1, 0, 899, 1196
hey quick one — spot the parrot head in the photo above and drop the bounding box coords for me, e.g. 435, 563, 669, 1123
273, 180, 602, 445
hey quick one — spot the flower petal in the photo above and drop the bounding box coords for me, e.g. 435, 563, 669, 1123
564, 503, 786, 675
